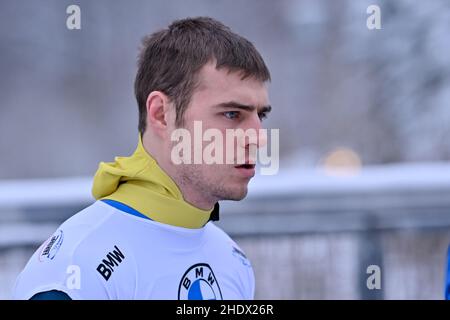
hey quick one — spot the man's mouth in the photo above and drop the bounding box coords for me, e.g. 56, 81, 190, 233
234, 164, 256, 169
234, 163, 256, 178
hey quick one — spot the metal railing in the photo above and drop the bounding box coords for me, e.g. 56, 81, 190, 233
1, 163, 450, 299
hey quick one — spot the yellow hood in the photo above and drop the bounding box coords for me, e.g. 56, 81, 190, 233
92, 135, 217, 229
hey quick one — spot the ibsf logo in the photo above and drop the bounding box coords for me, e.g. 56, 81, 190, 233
39, 230, 64, 262
178, 263, 223, 300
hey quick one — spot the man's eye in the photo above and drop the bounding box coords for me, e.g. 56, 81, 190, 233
223, 111, 240, 119
258, 112, 268, 121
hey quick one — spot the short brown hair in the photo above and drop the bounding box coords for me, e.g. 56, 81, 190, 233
134, 16, 271, 135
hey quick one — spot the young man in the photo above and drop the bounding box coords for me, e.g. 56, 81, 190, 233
14, 16, 271, 300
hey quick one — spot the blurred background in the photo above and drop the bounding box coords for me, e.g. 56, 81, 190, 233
1, 0, 450, 299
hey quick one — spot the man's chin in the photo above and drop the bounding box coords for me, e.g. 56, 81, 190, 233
218, 187, 248, 201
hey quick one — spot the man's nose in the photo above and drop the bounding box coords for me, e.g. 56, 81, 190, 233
243, 114, 267, 149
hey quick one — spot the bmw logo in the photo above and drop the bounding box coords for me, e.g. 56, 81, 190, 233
178, 263, 223, 300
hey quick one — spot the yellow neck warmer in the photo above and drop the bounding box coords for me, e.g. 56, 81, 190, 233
92, 135, 219, 229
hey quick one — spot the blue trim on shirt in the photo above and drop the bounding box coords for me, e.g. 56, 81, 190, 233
101, 199, 152, 221
446, 245, 450, 300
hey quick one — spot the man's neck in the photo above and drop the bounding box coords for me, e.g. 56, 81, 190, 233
142, 133, 216, 211
174, 177, 216, 211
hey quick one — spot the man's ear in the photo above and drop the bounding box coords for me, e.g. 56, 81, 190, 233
146, 91, 170, 136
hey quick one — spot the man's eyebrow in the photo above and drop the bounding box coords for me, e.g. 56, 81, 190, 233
214, 101, 272, 113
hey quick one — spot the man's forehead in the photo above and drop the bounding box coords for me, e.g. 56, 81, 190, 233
196, 62, 239, 89
197, 61, 264, 90
195, 62, 269, 103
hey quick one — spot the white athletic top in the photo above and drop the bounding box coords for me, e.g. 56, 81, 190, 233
13, 200, 255, 300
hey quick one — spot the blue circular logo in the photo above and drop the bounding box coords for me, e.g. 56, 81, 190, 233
178, 263, 222, 300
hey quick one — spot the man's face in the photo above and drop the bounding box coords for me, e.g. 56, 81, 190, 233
168, 62, 270, 203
